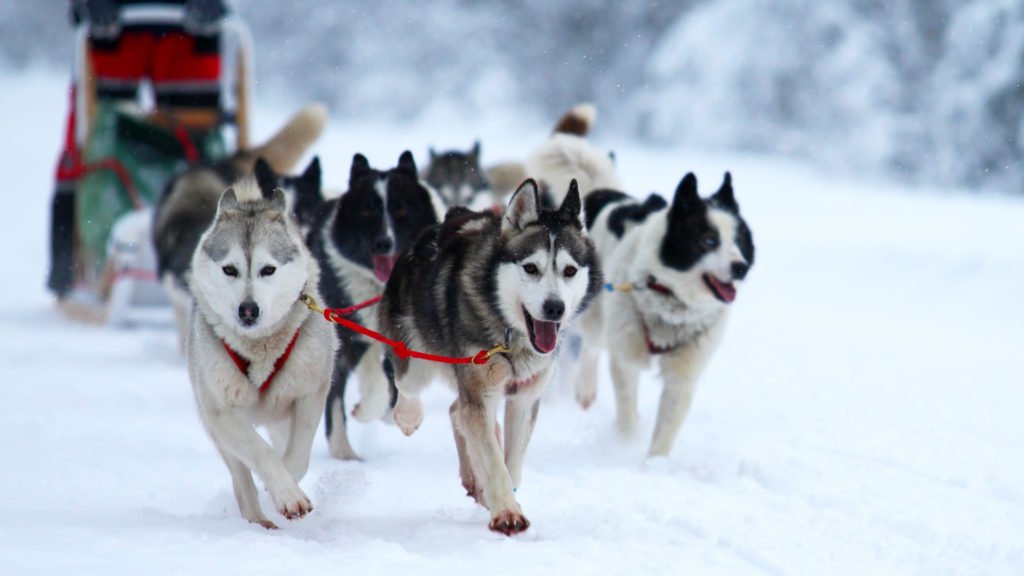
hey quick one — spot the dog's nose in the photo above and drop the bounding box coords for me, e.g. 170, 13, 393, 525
542, 298, 565, 321
731, 261, 750, 281
238, 301, 260, 325
373, 235, 394, 254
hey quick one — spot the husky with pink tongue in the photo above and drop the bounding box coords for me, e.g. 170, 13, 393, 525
573, 172, 756, 458
377, 179, 602, 535
307, 151, 444, 460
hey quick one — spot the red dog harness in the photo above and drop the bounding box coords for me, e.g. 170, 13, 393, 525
642, 276, 679, 354
643, 324, 679, 355
222, 331, 300, 394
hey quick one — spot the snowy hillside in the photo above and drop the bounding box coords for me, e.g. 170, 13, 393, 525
1, 70, 1023, 575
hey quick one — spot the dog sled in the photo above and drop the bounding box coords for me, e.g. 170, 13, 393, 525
48, 15, 255, 326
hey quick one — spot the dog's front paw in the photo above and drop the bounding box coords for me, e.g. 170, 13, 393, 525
489, 510, 530, 536
252, 518, 279, 530
575, 385, 596, 410
268, 482, 313, 521
393, 395, 423, 436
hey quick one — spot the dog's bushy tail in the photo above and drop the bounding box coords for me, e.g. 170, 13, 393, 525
526, 103, 620, 201
250, 104, 328, 173
552, 103, 597, 136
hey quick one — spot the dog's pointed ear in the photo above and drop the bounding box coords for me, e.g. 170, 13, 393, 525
671, 172, 700, 214
470, 140, 481, 161
302, 156, 321, 184
429, 147, 438, 161
350, 153, 371, 187
711, 171, 737, 211
217, 187, 239, 215
503, 179, 540, 233
559, 179, 584, 229
254, 157, 277, 199
268, 187, 287, 213
397, 150, 417, 175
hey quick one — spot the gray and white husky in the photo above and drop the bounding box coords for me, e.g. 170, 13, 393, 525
422, 141, 494, 210
575, 172, 755, 457
187, 179, 337, 528
378, 179, 602, 535
154, 104, 327, 352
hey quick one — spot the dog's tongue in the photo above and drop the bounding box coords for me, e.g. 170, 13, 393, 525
532, 319, 559, 353
372, 255, 397, 282
707, 275, 737, 303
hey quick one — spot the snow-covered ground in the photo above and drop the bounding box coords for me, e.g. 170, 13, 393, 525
2, 70, 1022, 575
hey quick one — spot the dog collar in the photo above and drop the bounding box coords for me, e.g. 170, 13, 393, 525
222, 330, 301, 394
645, 275, 674, 296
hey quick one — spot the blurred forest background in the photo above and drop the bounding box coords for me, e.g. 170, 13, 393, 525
3, 0, 1021, 192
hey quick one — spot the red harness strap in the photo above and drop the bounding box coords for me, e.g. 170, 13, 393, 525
222, 330, 301, 394
56, 87, 145, 208
299, 293, 508, 365
321, 309, 495, 365
604, 276, 679, 354
646, 337, 677, 355
642, 278, 679, 355
328, 295, 383, 317
643, 324, 678, 355
645, 275, 674, 296
172, 126, 200, 164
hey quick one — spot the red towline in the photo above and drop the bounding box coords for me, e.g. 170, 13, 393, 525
300, 293, 509, 366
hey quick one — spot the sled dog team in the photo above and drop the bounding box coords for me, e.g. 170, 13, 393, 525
158, 103, 755, 534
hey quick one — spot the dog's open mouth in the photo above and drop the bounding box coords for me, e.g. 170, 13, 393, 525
372, 254, 398, 283
703, 274, 736, 304
524, 307, 559, 354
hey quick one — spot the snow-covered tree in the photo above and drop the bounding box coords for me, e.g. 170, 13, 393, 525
4, 0, 1024, 192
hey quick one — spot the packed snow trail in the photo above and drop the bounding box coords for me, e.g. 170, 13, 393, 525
1, 71, 1022, 575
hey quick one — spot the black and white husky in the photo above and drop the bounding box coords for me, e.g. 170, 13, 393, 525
422, 141, 493, 210
575, 173, 755, 457
378, 179, 602, 535
253, 155, 325, 234
308, 151, 444, 460
187, 179, 337, 528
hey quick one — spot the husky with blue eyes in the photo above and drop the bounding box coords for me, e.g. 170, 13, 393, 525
187, 178, 337, 529
575, 172, 756, 457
